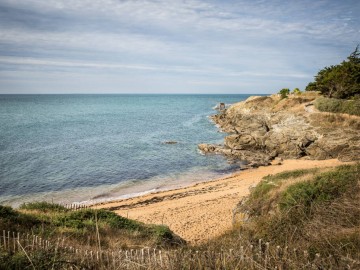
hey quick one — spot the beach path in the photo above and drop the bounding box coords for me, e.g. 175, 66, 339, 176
94, 159, 347, 244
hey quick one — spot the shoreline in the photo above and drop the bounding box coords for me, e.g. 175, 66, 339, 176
1, 167, 238, 208
93, 159, 349, 244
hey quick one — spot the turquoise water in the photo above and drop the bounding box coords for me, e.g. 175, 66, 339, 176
0, 94, 250, 206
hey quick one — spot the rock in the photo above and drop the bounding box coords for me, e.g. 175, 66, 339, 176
271, 157, 283, 165
202, 94, 360, 166
225, 134, 258, 150
338, 146, 360, 162
198, 143, 221, 153
218, 148, 232, 156
164, 141, 178, 144
306, 136, 349, 159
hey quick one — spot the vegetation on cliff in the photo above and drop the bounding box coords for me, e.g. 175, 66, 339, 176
306, 46, 360, 99
315, 96, 360, 116
204, 163, 360, 269
0, 204, 184, 269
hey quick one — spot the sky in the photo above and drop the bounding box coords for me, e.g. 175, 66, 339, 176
0, 0, 359, 94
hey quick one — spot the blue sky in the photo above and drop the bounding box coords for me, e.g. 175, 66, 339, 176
0, 0, 359, 94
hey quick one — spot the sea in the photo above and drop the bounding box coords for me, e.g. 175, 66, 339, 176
0, 94, 251, 207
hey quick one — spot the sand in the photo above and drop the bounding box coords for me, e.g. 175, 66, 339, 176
94, 159, 348, 244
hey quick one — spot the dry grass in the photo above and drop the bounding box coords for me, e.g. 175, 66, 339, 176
309, 111, 360, 130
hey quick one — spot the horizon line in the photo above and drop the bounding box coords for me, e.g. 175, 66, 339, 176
0, 92, 270, 95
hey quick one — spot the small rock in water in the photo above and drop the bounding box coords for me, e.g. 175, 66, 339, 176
164, 141, 178, 144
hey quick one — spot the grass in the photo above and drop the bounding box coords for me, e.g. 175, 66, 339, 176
234, 163, 360, 261
315, 97, 360, 116
20, 201, 68, 212
250, 168, 319, 200
309, 111, 360, 130
0, 204, 184, 250
279, 164, 359, 209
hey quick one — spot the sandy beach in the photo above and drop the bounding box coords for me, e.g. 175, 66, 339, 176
94, 159, 348, 244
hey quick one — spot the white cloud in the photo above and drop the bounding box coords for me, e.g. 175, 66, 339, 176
0, 0, 358, 93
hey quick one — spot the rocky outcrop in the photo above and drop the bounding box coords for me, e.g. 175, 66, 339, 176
199, 94, 360, 167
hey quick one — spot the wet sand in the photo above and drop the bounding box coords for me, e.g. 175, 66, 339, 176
94, 159, 348, 244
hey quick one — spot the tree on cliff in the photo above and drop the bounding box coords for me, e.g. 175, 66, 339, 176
305, 46, 360, 99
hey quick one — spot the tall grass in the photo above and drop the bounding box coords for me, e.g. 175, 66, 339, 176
315, 97, 360, 116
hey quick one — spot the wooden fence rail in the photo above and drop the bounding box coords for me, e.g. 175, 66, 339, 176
1, 230, 359, 269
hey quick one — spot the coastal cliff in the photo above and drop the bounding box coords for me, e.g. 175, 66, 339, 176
199, 93, 360, 167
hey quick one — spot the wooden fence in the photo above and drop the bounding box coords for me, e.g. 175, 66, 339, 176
1, 230, 359, 269
62, 203, 90, 211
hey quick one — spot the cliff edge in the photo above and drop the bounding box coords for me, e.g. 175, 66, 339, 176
199, 93, 360, 167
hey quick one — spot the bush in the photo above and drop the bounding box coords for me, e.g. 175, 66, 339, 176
0, 205, 40, 229
278, 88, 290, 99
250, 168, 319, 201
151, 225, 174, 243
315, 97, 360, 116
292, 88, 301, 95
279, 164, 359, 210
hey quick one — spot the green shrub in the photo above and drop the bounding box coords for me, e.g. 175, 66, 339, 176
0, 205, 40, 228
315, 97, 360, 116
278, 88, 290, 99
292, 88, 301, 95
250, 168, 319, 201
54, 209, 142, 230
19, 201, 68, 213
279, 164, 359, 210
94, 209, 142, 230
151, 225, 174, 242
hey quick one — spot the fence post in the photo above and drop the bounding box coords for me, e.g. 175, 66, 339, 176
258, 239, 262, 253
7, 231, 10, 251
17, 232, 20, 252
145, 248, 148, 262
240, 246, 244, 262
264, 242, 269, 268
31, 235, 35, 251
3, 230, 6, 250
276, 246, 282, 270
153, 249, 157, 264
159, 250, 163, 267
112, 251, 115, 269
312, 253, 320, 268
